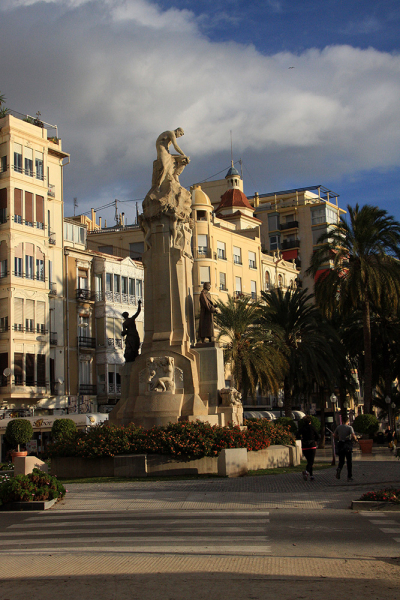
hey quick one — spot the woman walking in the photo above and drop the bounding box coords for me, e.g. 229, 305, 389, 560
300, 415, 320, 481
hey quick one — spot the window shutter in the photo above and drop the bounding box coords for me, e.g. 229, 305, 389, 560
106, 317, 114, 340
14, 189, 22, 217
0, 188, 7, 209
26, 353, 35, 385
35, 195, 44, 223
37, 354, 46, 386
37, 301, 45, 330
25, 192, 33, 222
26, 299, 34, 321
14, 352, 23, 383
14, 298, 23, 329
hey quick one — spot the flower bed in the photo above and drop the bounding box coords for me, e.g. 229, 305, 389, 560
0, 468, 66, 507
0, 462, 13, 471
47, 420, 295, 460
358, 488, 400, 504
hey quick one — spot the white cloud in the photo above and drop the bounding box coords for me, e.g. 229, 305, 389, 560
1, 0, 400, 215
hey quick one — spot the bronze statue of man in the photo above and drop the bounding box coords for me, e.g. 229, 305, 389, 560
199, 282, 216, 342
122, 300, 142, 362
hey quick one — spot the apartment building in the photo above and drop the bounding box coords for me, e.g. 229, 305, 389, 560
0, 113, 68, 416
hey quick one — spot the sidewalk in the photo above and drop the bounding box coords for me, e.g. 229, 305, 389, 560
53, 452, 400, 512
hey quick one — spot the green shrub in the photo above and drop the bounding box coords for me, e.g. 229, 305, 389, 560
51, 418, 77, 441
353, 414, 379, 437
274, 417, 297, 434
0, 468, 65, 507
5, 419, 33, 451
297, 416, 321, 435
47, 420, 296, 460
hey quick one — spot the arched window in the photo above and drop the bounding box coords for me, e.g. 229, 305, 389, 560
265, 271, 270, 290
278, 274, 283, 288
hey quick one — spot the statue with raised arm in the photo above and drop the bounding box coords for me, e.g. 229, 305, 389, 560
153, 128, 189, 189
122, 300, 142, 362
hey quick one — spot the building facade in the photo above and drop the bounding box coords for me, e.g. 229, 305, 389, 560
0, 113, 68, 416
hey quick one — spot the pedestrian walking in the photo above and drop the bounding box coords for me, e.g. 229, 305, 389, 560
333, 416, 358, 481
300, 415, 320, 481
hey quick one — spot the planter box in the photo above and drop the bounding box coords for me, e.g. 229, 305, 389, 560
51, 445, 298, 479
351, 500, 400, 511
0, 498, 58, 511
358, 439, 374, 454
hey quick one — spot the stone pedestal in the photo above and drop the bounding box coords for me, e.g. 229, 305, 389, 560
194, 343, 225, 407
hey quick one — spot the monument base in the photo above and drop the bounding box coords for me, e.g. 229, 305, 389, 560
194, 344, 225, 407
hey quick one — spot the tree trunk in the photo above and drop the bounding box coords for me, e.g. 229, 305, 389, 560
284, 376, 292, 417
362, 298, 373, 413
318, 386, 326, 449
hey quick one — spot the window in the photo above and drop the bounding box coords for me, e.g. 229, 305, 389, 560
248, 251, 256, 269
35, 152, 44, 180
36, 301, 45, 334
25, 299, 34, 332
98, 246, 113, 255
25, 192, 33, 227
0, 155, 6, 173
219, 272, 227, 291
278, 274, 283, 288
26, 353, 35, 385
217, 241, 226, 260
312, 227, 327, 246
311, 206, 337, 226
79, 316, 89, 338
106, 273, 112, 292
0, 352, 8, 386
265, 271, 271, 290
79, 359, 91, 385
14, 257, 22, 277
14, 298, 23, 331
269, 235, 280, 250
37, 354, 46, 386
48, 260, 53, 284
268, 214, 280, 231
0, 298, 8, 333
24, 147, 33, 177
0, 188, 7, 224
129, 277, 135, 296
251, 281, 257, 299
14, 189, 22, 223
136, 279, 143, 298
129, 242, 144, 259
235, 276, 242, 295
197, 234, 208, 256
113, 274, 120, 293
122, 276, 128, 295
0, 259, 7, 278
14, 143, 22, 173
233, 246, 242, 265
36, 258, 45, 281
78, 269, 88, 290
14, 352, 23, 385
285, 214, 295, 223
25, 255, 34, 279
0, 315, 8, 332
200, 266, 210, 285
197, 210, 207, 221
36, 195, 44, 229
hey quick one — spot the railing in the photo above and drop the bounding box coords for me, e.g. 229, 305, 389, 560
102, 291, 142, 306
280, 220, 299, 231
48, 184, 55, 197
50, 332, 58, 345
49, 238, 56, 245
78, 336, 96, 349
281, 239, 300, 250
220, 285, 227, 291
79, 384, 97, 395
0, 270, 9, 279
13, 271, 46, 281
249, 260, 257, 269
107, 338, 123, 348
13, 379, 48, 388
108, 383, 122, 394
233, 256, 242, 265
76, 289, 93, 301
49, 282, 57, 295
194, 248, 213, 259
217, 250, 227, 260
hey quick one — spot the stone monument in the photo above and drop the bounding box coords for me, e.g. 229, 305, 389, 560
110, 128, 210, 428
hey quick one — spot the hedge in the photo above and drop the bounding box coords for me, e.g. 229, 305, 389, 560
47, 420, 296, 460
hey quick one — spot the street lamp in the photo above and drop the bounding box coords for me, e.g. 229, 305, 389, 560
391, 402, 396, 431
330, 393, 338, 466
385, 395, 391, 430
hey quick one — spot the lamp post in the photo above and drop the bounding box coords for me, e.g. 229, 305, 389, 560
330, 393, 337, 465
391, 402, 396, 432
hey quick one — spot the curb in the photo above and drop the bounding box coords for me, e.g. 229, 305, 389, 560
0, 498, 58, 511
351, 500, 400, 511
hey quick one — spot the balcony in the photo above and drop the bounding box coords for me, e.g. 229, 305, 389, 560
281, 239, 300, 250
107, 338, 123, 348
195, 247, 213, 259
76, 288, 94, 302
280, 220, 299, 231
79, 384, 97, 395
78, 336, 96, 349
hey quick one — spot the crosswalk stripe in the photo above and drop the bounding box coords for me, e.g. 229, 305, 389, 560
379, 528, 400, 533
0, 535, 268, 546
0, 526, 264, 537
2, 545, 272, 555
370, 519, 398, 524
9, 519, 269, 528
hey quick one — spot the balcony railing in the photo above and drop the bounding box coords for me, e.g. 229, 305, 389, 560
280, 220, 299, 231
79, 384, 97, 395
13, 379, 48, 388
101, 291, 143, 306
78, 336, 96, 349
233, 256, 242, 265
108, 383, 122, 394
194, 247, 213, 259
281, 239, 300, 250
76, 288, 94, 301
107, 338, 123, 348
248, 260, 257, 269
49, 282, 57, 295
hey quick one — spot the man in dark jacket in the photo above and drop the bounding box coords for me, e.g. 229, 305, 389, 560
300, 415, 320, 481
334, 416, 358, 481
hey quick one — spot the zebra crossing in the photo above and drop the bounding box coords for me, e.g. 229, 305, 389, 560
0, 510, 272, 555
360, 512, 400, 544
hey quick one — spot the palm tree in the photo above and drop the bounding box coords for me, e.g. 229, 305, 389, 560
214, 295, 286, 400
258, 287, 341, 417
307, 204, 400, 413
0, 92, 9, 118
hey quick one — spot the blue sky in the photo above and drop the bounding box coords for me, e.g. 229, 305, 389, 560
1, 0, 399, 225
